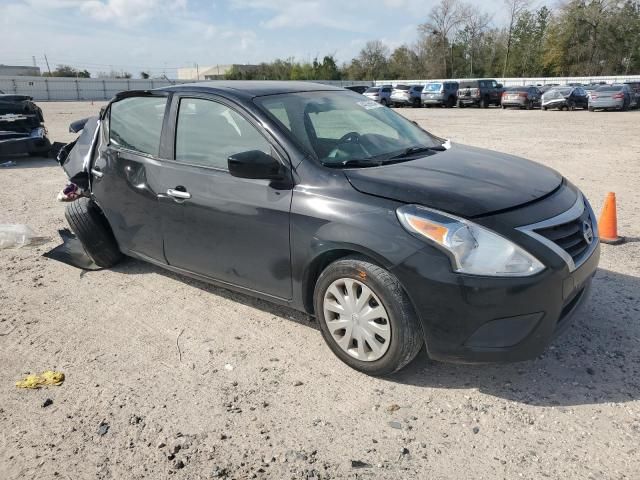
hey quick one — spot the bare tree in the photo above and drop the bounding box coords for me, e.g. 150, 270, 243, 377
419, 0, 470, 77
458, 10, 492, 76
502, 0, 530, 77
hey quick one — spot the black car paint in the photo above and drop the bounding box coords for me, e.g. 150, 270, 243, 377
77, 81, 598, 364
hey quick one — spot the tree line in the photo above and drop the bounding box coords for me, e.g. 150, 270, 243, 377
226, 0, 640, 81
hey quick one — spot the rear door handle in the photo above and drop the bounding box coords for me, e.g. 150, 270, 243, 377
91, 168, 104, 178
167, 188, 191, 200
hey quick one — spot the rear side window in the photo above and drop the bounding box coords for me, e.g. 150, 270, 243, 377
175, 98, 271, 170
381, 87, 391, 93
109, 96, 167, 156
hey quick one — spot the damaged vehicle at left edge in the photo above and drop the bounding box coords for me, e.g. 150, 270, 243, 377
0, 91, 52, 157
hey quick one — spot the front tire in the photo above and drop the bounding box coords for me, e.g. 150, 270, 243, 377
314, 256, 423, 376
65, 197, 123, 268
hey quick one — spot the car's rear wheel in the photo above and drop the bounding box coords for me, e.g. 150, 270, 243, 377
412, 98, 421, 108
380, 99, 388, 107
314, 256, 423, 376
65, 197, 123, 268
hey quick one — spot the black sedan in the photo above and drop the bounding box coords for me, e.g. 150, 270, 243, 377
58, 81, 599, 375
541, 86, 589, 110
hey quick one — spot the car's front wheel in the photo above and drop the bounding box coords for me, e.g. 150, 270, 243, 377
314, 256, 423, 376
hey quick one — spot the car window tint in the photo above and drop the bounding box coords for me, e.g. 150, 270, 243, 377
175, 98, 270, 170
109, 96, 167, 156
263, 101, 291, 130
308, 108, 399, 141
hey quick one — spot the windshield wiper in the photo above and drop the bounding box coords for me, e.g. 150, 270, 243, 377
386, 145, 446, 161
323, 158, 383, 168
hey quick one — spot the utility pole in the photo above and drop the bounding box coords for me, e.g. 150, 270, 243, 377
44, 54, 52, 76
196, 63, 199, 81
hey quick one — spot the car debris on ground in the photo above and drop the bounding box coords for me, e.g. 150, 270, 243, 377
0, 94, 51, 157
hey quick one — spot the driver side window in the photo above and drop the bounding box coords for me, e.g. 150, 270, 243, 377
175, 98, 271, 170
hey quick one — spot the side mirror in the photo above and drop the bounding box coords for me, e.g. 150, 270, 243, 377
228, 150, 284, 180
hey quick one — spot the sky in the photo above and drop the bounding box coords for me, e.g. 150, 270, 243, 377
0, 0, 533, 78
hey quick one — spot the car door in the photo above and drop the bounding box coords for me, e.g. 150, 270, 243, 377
158, 94, 293, 300
90, 93, 170, 262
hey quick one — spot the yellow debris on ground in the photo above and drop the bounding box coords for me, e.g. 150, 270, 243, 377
15, 371, 65, 389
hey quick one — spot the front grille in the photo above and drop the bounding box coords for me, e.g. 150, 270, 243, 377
534, 205, 593, 264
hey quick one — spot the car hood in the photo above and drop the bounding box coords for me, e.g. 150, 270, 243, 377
343, 143, 563, 218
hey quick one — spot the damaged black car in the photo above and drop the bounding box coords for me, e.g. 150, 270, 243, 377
57, 81, 600, 376
0, 92, 51, 157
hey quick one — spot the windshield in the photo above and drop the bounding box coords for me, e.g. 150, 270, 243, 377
255, 91, 443, 168
596, 86, 621, 92
425, 83, 442, 92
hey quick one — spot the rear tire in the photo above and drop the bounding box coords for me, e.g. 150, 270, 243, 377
65, 197, 123, 268
314, 256, 424, 376
380, 99, 388, 107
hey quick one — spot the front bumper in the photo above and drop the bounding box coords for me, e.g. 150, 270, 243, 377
393, 242, 599, 363
0, 127, 51, 156
391, 188, 600, 364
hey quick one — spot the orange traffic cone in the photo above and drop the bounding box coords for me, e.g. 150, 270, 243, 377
598, 192, 624, 244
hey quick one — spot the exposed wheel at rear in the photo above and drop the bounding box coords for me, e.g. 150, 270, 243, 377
65, 197, 123, 268
313, 255, 424, 376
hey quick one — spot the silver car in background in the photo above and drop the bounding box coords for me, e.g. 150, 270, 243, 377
421, 81, 459, 108
363, 85, 392, 106
588, 84, 634, 111
390, 84, 424, 107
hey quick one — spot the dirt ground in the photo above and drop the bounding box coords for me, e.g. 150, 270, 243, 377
1, 101, 639, 480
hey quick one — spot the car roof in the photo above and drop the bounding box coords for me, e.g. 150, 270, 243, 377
156, 81, 345, 100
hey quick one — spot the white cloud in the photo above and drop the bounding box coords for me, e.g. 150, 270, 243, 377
230, 0, 374, 31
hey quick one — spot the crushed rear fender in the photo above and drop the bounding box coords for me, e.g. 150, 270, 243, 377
58, 116, 101, 189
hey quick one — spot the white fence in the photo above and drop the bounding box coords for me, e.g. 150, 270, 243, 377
375, 75, 640, 87
0, 76, 372, 101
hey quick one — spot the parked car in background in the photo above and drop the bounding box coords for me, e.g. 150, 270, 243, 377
0, 93, 51, 156
345, 85, 370, 95
58, 81, 600, 375
538, 84, 560, 94
501, 86, 542, 109
391, 84, 424, 108
589, 84, 634, 111
364, 85, 392, 106
541, 87, 589, 111
583, 84, 601, 98
623, 82, 640, 107
421, 81, 459, 108
457, 79, 503, 108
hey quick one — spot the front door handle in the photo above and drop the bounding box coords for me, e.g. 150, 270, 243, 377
167, 188, 191, 200
91, 168, 104, 178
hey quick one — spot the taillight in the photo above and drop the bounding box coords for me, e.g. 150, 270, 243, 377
591, 94, 598, 99
518, 92, 528, 98
613, 93, 624, 99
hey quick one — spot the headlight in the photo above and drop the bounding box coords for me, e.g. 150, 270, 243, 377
396, 205, 545, 277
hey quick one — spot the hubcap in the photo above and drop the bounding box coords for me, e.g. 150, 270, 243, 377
323, 278, 391, 362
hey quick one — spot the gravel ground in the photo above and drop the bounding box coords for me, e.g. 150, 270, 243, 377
1, 102, 639, 480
